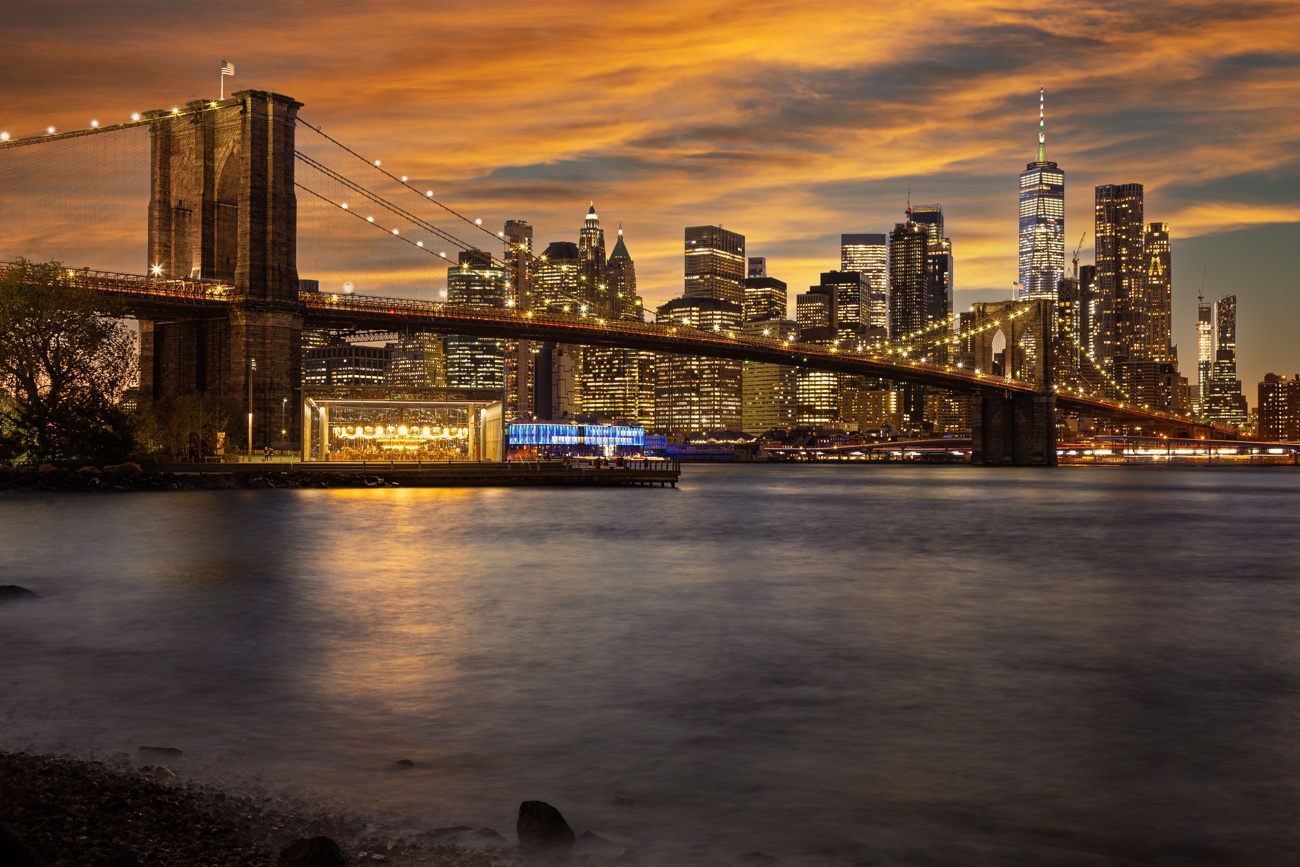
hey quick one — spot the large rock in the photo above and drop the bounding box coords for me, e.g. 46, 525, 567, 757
103, 462, 142, 476
0, 823, 40, 867
516, 800, 575, 849
278, 835, 347, 865
0, 585, 39, 603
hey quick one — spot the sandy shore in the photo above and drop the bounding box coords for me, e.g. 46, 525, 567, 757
0, 751, 569, 867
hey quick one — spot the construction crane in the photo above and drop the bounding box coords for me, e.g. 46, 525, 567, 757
1071, 231, 1087, 282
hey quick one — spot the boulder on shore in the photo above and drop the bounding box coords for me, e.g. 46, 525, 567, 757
278, 835, 347, 865
516, 800, 575, 849
0, 822, 40, 867
0, 585, 38, 603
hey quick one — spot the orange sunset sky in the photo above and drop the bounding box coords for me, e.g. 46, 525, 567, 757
2, 0, 1298, 395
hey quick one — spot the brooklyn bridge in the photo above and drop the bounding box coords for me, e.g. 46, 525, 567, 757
0, 91, 1229, 465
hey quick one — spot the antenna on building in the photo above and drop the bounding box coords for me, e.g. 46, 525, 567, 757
1199, 265, 1207, 304
906, 184, 912, 218
1037, 86, 1046, 163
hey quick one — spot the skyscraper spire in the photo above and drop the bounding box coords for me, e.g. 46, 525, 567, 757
1037, 86, 1046, 163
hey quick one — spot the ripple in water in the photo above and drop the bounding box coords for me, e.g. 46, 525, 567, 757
3, 465, 1300, 865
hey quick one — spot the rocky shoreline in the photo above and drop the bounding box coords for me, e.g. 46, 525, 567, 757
0, 464, 394, 493
0, 751, 642, 867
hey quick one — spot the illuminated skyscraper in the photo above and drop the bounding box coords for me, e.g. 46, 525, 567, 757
503, 220, 534, 418
1144, 222, 1174, 364
1196, 288, 1213, 414
654, 297, 743, 433
445, 249, 506, 390
656, 226, 746, 432
1258, 374, 1300, 440
909, 204, 954, 324
1093, 183, 1146, 365
1202, 294, 1248, 428
533, 241, 581, 312
578, 203, 609, 313
744, 258, 788, 322
1018, 88, 1066, 300
386, 333, 447, 388
741, 318, 798, 435
606, 225, 642, 320
584, 227, 654, 426
840, 233, 888, 330
684, 225, 746, 306
888, 219, 929, 340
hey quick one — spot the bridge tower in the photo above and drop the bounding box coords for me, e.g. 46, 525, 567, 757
139, 91, 304, 452
965, 298, 1057, 465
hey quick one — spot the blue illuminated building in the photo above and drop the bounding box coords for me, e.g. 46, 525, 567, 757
507, 423, 645, 459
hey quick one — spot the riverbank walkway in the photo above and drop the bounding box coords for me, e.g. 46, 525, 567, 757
148, 458, 681, 488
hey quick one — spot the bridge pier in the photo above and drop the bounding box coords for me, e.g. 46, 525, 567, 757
141, 90, 304, 451
971, 393, 1057, 466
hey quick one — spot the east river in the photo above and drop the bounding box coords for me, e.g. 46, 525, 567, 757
3, 465, 1299, 865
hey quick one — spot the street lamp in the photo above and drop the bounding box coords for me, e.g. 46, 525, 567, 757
281, 397, 288, 451
248, 357, 257, 461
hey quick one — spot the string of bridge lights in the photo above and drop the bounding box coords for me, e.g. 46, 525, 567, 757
0, 103, 225, 149
1, 107, 1153, 414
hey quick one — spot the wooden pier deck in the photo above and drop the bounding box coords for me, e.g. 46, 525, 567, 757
150, 458, 681, 488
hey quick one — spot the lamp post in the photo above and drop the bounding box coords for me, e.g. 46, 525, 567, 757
281, 397, 288, 452
248, 357, 256, 461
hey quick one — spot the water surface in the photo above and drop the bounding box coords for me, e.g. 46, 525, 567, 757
3, 465, 1299, 865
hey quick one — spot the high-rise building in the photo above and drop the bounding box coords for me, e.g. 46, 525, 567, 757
534, 241, 581, 312
684, 225, 746, 306
744, 273, 788, 322
795, 285, 836, 334
840, 233, 888, 330
888, 219, 930, 340
584, 227, 654, 426
656, 226, 747, 433
909, 204, 954, 324
1144, 222, 1174, 364
1202, 294, 1249, 428
815, 271, 870, 343
1258, 374, 1300, 440
386, 333, 447, 388
748, 257, 767, 278
606, 225, 642, 320
445, 249, 506, 390
654, 297, 744, 433
741, 318, 798, 435
1018, 88, 1066, 301
891, 206, 953, 429
1196, 289, 1213, 414
1078, 264, 1098, 359
304, 342, 390, 387
578, 203, 609, 313
1093, 183, 1146, 365
503, 220, 534, 417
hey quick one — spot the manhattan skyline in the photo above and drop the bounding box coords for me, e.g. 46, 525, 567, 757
2, 0, 1298, 392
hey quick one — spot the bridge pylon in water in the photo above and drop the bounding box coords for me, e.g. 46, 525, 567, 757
964, 298, 1057, 466
138, 90, 304, 451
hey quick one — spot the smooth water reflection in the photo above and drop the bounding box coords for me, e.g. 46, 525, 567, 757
3, 466, 1300, 865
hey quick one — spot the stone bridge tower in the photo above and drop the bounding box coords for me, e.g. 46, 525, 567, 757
138, 91, 304, 452
963, 298, 1057, 465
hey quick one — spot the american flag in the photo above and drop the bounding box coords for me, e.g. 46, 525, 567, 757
221, 60, 235, 76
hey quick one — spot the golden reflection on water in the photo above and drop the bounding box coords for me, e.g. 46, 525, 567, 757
293, 487, 502, 718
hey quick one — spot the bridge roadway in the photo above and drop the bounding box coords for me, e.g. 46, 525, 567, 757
30, 265, 1221, 435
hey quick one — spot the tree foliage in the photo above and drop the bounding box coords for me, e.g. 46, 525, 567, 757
0, 259, 138, 464
132, 394, 240, 462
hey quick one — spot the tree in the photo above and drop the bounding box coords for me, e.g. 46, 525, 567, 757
0, 259, 138, 464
